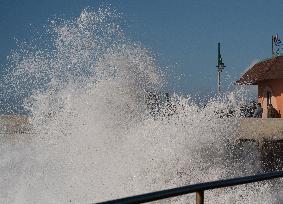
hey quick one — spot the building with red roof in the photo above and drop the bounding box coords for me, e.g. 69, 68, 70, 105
237, 56, 283, 118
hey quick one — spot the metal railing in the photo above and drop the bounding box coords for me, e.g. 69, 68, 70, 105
96, 171, 283, 204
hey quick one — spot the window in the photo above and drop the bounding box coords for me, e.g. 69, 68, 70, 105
267, 91, 272, 105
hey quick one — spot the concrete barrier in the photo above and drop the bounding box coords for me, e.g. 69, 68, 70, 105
0, 115, 30, 134
238, 118, 283, 171
238, 118, 283, 141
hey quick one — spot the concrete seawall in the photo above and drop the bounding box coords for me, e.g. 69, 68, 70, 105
0, 115, 30, 134
239, 118, 283, 141
0, 115, 282, 171
0, 115, 32, 144
238, 118, 283, 171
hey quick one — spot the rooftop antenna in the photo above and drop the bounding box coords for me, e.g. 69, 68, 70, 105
216, 43, 226, 94
272, 34, 282, 57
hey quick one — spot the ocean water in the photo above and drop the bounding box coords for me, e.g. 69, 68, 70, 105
0, 8, 282, 204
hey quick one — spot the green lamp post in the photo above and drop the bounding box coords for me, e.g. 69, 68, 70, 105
216, 43, 226, 94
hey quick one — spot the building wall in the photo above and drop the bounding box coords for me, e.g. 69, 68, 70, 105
258, 79, 283, 118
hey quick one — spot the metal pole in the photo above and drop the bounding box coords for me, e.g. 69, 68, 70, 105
217, 70, 220, 94
217, 43, 224, 95
196, 191, 204, 204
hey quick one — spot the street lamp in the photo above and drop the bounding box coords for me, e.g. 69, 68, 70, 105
216, 43, 226, 94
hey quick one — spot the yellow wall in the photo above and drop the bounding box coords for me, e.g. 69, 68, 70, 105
258, 79, 283, 118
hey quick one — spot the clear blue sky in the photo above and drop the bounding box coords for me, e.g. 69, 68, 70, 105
1, 0, 283, 97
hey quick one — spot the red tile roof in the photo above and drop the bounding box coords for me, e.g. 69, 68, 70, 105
236, 56, 283, 85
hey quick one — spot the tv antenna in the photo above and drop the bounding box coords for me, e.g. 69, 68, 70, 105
272, 34, 282, 57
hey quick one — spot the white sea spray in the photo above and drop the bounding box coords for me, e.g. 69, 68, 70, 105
0, 8, 281, 204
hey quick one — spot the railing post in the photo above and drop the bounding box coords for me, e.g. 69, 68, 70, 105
196, 190, 204, 204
